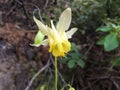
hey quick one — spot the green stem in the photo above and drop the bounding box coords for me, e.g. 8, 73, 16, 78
55, 57, 58, 90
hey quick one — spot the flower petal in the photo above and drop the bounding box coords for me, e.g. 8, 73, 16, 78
33, 16, 48, 35
30, 39, 48, 47
62, 40, 71, 53
51, 20, 56, 31
66, 28, 78, 39
50, 20, 60, 41
30, 30, 44, 47
50, 43, 65, 57
56, 8, 71, 32
34, 30, 44, 44
40, 39, 48, 46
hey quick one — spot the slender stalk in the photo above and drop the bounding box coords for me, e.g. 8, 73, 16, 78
55, 57, 58, 90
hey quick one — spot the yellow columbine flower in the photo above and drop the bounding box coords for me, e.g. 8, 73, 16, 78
32, 8, 77, 57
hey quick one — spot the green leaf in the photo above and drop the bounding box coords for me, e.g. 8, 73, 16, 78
111, 56, 120, 66
60, 57, 68, 63
97, 35, 106, 45
71, 43, 78, 52
96, 26, 111, 32
104, 33, 119, 51
77, 59, 85, 68
34, 31, 44, 46
68, 60, 75, 68
111, 23, 118, 29
70, 53, 79, 59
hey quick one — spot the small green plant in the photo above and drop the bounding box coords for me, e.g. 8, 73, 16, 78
60, 43, 85, 69
96, 19, 120, 51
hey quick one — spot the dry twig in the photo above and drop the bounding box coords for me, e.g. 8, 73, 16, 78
24, 60, 50, 90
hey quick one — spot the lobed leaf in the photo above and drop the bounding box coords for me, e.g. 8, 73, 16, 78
104, 33, 119, 51
68, 60, 75, 68
77, 59, 85, 68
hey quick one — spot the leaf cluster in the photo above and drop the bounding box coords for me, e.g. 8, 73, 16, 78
96, 19, 120, 51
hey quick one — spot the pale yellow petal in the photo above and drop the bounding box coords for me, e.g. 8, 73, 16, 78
48, 36, 54, 52
66, 28, 78, 39
40, 39, 48, 46
46, 25, 56, 39
56, 8, 71, 32
60, 32, 68, 40
33, 16, 48, 35
50, 20, 61, 41
51, 20, 56, 31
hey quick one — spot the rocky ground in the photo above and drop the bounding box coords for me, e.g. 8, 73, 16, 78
0, 40, 28, 90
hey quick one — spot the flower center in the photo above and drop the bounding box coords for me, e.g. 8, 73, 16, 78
49, 40, 71, 57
